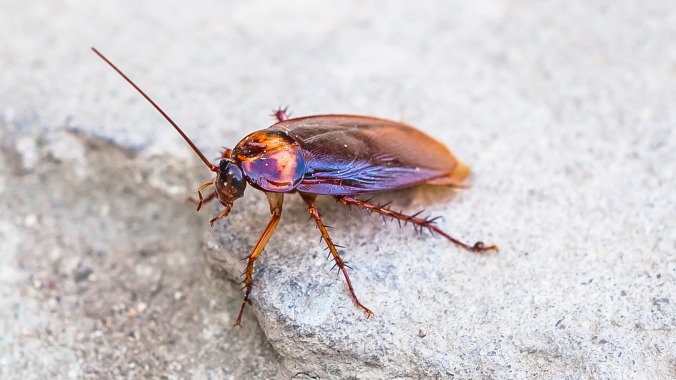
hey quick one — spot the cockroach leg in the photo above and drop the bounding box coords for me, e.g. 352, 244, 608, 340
299, 192, 374, 319
209, 207, 232, 227
273, 106, 290, 122
220, 148, 232, 159
187, 189, 216, 210
195, 189, 217, 208
336, 195, 498, 253
195, 181, 216, 211
235, 192, 284, 327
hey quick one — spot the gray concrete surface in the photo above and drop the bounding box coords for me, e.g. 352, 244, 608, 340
1, 1, 674, 379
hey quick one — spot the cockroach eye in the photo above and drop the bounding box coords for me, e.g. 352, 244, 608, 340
218, 160, 246, 199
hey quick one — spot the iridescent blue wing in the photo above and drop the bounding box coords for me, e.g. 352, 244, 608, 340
269, 115, 469, 195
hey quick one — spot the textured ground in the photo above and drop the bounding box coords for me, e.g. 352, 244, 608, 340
1, 1, 674, 379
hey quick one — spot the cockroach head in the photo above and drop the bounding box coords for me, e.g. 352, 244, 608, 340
214, 159, 247, 214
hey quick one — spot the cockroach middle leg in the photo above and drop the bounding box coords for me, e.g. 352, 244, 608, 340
299, 192, 374, 319
234, 192, 284, 327
273, 106, 290, 122
220, 148, 232, 159
336, 195, 498, 253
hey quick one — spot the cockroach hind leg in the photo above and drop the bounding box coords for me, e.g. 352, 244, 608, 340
337, 195, 498, 254
470, 241, 499, 253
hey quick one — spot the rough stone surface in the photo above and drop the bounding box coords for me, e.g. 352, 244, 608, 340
2, 1, 675, 379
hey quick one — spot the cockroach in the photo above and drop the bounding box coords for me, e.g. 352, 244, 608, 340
92, 47, 498, 327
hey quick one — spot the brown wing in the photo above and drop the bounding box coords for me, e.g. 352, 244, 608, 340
269, 115, 469, 195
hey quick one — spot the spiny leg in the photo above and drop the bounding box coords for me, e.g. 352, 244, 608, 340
300, 192, 373, 318
235, 192, 284, 327
336, 195, 498, 253
273, 106, 290, 122
220, 148, 232, 159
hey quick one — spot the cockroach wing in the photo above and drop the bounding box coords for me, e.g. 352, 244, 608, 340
269, 115, 469, 195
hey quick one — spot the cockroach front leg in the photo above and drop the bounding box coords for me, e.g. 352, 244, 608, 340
189, 150, 232, 209
187, 180, 216, 212
235, 192, 284, 327
299, 192, 373, 319
192, 181, 217, 211
336, 195, 498, 253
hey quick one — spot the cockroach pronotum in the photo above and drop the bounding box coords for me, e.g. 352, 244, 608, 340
92, 47, 498, 327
